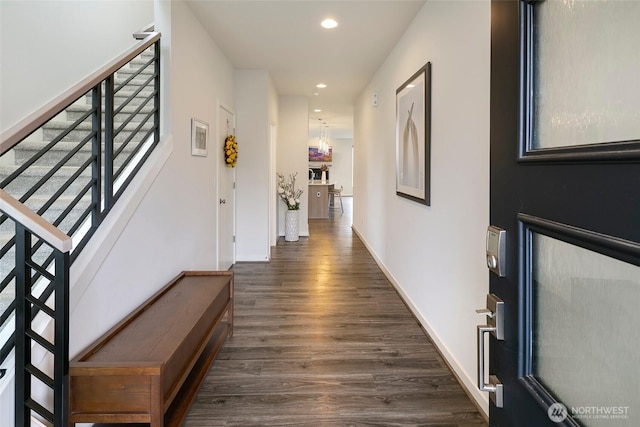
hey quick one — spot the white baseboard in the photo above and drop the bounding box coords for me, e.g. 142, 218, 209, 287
235, 254, 270, 262
351, 224, 489, 419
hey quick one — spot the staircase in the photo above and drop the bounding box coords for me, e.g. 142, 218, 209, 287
0, 30, 160, 426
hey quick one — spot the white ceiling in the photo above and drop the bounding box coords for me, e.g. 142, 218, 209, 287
184, 0, 426, 139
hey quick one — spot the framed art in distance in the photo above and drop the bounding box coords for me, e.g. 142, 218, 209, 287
191, 118, 209, 157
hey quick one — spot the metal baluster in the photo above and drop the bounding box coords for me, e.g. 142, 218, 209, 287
14, 223, 31, 426
53, 249, 70, 426
92, 84, 102, 226
154, 40, 161, 143
104, 75, 115, 213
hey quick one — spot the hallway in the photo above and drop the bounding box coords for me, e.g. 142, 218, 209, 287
185, 198, 487, 426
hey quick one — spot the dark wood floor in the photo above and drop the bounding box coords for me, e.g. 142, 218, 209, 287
185, 197, 487, 426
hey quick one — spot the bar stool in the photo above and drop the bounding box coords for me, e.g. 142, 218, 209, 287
328, 185, 344, 214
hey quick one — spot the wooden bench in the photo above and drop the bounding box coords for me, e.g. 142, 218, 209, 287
69, 271, 233, 426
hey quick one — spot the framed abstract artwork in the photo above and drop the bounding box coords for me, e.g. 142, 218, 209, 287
396, 62, 431, 205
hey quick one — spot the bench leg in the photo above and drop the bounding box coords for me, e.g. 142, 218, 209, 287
150, 377, 164, 427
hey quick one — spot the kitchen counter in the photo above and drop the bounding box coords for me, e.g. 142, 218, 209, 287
309, 180, 335, 185
308, 181, 334, 218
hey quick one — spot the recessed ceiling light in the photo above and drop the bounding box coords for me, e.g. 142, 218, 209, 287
407, 84, 416, 88
313, 91, 320, 96
321, 18, 338, 29
314, 109, 322, 113
316, 83, 327, 89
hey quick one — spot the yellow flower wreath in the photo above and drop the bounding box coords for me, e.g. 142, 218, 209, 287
224, 135, 238, 168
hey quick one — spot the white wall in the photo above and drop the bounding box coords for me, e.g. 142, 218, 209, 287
353, 0, 491, 414
234, 69, 276, 261
277, 96, 310, 237
0, 0, 153, 132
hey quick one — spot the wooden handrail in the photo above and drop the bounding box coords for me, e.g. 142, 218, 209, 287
133, 23, 155, 40
0, 189, 72, 253
0, 31, 160, 156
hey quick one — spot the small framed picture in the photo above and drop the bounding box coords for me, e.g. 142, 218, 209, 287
396, 62, 431, 205
191, 118, 208, 156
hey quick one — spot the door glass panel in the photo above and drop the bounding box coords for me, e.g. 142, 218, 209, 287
532, 233, 639, 425
532, 1, 640, 149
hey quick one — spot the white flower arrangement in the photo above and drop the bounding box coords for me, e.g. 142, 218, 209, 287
277, 172, 304, 210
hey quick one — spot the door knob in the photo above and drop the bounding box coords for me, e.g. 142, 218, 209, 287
219, 198, 226, 205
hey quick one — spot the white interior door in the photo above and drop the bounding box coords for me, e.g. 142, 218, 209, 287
217, 104, 235, 270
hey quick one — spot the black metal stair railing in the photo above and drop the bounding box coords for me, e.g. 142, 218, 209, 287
0, 29, 161, 426
0, 188, 72, 426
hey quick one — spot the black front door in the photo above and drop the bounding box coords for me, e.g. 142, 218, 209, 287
487, 0, 640, 426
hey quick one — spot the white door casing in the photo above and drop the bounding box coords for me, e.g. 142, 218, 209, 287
217, 103, 236, 270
